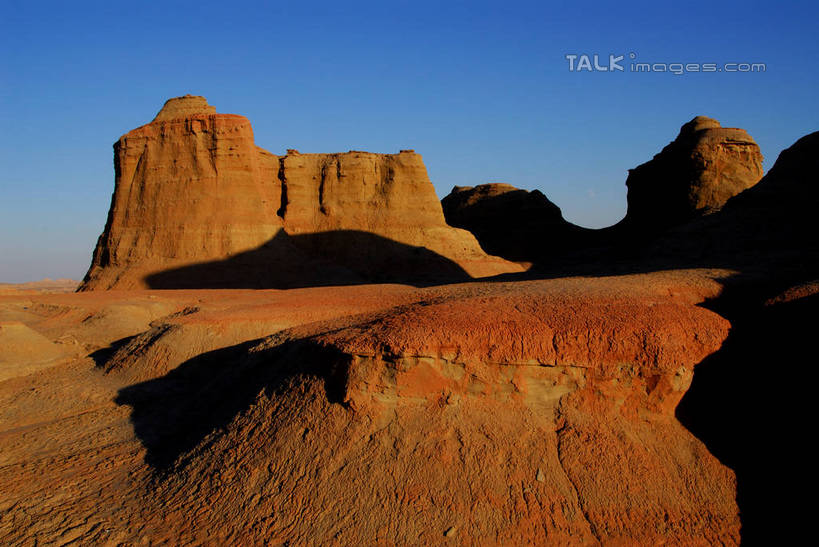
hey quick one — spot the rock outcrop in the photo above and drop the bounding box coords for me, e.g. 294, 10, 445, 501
643, 130, 819, 263
271, 150, 518, 283
80, 96, 521, 290
623, 116, 763, 229
0, 270, 741, 544
441, 183, 590, 263
719, 130, 818, 222
438, 118, 764, 264
81, 95, 285, 290
116, 273, 736, 544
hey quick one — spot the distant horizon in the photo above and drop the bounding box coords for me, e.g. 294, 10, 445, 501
2, 0, 817, 282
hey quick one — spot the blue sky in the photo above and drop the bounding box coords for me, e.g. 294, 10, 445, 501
1, 0, 817, 282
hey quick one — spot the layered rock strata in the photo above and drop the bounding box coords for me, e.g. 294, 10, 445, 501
81, 96, 521, 290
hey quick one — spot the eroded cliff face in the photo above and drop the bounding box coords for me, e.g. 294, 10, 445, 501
275, 150, 517, 281
4, 121, 815, 545
278, 150, 443, 233
624, 116, 763, 229
301, 282, 737, 544
80, 96, 521, 290
82, 96, 285, 289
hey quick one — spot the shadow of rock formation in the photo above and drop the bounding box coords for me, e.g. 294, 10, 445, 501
668, 132, 819, 544
444, 131, 819, 544
115, 337, 350, 470
144, 229, 473, 289
89, 335, 139, 368
677, 281, 818, 545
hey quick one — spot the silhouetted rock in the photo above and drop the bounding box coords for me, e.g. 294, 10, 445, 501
623, 116, 763, 230
721, 130, 817, 220
440, 118, 765, 265
441, 183, 590, 263
651, 130, 819, 262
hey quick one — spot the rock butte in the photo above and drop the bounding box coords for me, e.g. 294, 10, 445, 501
80, 95, 522, 290
623, 115, 764, 229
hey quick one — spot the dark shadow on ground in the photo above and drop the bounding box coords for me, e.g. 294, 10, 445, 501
89, 335, 138, 368
144, 229, 472, 289
115, 337, 350, 470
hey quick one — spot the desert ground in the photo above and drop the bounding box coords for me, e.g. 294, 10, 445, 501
1, 96, 816, 545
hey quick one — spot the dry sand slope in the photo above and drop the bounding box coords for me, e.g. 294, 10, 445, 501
1, 270, 743, 545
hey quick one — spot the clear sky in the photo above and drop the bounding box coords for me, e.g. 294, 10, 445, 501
1, 0, 817, 282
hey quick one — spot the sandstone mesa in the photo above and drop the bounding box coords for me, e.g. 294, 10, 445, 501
80, 95, 522, 290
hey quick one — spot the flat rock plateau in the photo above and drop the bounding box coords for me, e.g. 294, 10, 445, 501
1, 97, 816, 545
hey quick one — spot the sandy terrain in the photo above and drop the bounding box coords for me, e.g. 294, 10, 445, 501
1, 270, 746, 544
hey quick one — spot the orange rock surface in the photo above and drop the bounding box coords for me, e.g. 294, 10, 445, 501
0, 270, 740, 544
80, 96, 521, 290
0, 278, 78, 295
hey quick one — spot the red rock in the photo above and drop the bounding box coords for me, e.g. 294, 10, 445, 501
119, 273, 737, 544
0, 270, 741, 545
